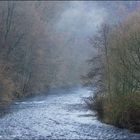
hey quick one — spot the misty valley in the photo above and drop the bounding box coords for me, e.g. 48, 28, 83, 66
0, 1, 140, 140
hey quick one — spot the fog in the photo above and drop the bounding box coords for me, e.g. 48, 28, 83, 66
0, 1, 136, 95
0, 1, 140, 138
44, 1, 107, 87
55, 1, 107, 37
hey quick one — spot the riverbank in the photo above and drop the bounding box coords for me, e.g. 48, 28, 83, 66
87, 92, 140, 133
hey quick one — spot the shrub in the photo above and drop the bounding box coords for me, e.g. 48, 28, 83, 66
88, 92, 140, 132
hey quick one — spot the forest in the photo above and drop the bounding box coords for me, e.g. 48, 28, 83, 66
0, 1, 94, 107
0, 1, 139, 139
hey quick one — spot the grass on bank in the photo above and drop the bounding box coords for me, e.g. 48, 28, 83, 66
86, 92, 140, 133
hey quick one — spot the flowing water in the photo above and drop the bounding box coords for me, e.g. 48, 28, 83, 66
0, 87, 139, 139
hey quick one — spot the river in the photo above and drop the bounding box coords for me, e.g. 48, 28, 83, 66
0, 86, 139, 139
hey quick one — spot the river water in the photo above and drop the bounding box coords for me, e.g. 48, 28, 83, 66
0, 86, 139, 139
